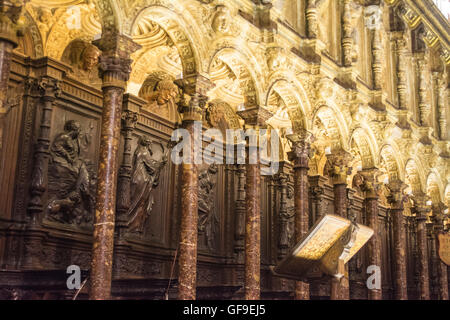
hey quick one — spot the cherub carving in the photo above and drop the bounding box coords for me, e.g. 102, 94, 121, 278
139, 73, 180, 123
61, 40, 101, 86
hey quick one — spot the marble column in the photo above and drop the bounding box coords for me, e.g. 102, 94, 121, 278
288, 131, 312, 300
89, 33, 140, 300
326, 149, 352, 300
175, 75, 213, 300
431, 204, 449, 300
387, 180, 408, 300
234, 163, 246, 262
237, 106, 272, 300
361, 169, 382, 300
0, 1, 26, 157
413, 193, 431, 300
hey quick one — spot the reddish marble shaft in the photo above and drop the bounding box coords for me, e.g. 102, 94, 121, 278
178, 121, 199, 300
435, 234, 449, 300
245, 162, 261, 300
90, 87, 124, 300
294, 165, 310, 300
416, 217, 430, 300
332, 183, 349, 300
391, 208, 408, 300
366, 197, 382, 300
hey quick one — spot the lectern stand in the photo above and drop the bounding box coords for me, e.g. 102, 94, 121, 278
271, 215, 374, 281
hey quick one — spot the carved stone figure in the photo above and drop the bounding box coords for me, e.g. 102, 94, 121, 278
352, 172, 364, 196
139, 73, 180, 123
266, 47, 287, 71
212, 5, 231, 34
61, 40, 102, 86
126, 136, 168, 234
36, 7, 54, 37
285, 184, 295, 246
206, 100, 242, 134
198, 164, 218, 250
47, 120, 95, 226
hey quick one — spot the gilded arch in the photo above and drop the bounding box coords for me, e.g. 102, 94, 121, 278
130, 5, 201, 79
207, 46, 264, 109
349, 127, 378, 170
379, 144, 404, 182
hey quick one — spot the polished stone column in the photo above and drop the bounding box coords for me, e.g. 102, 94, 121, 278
326, 149, 352, 300
245, 151, 261, 300
234, 163, 246, 262
288, 131, 312, 300
0, 1, 26, 156
175, 75, 213, 300
89, 33, 140, 300
431, 204, 449, 300
387, 180, 408, 300
413, 193, 431, 300
237, 106, 272, 300
361, 169, 382, 300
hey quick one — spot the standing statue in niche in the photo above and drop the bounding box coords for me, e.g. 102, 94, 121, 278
47, 120, 96, 226
126, 136, 168, 234
139, 73, 180, 123
285, 185, 295, 247
198, 164, 219, 250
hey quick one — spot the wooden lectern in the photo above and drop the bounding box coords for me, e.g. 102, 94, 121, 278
271, 215, 374, 281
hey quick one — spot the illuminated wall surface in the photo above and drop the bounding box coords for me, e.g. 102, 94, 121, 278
0, 0, 448, 300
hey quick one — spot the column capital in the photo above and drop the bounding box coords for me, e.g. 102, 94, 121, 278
353, 168, 381, 199
413, 192, 431, 221
121, 110, 138, 131
175, 74, 214, 122
432, 202, 448, 231
0, 0, 28, 47
237, 106, 272, 129
325, 149, 352, 185
37, 76, 61, 101
93, 33, 141, 89
360, 168, 381, 199
287, 129, 314, 169
387, 179, 408, 209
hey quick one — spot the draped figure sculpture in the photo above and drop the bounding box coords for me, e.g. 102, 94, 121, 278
126, 136, 168, 234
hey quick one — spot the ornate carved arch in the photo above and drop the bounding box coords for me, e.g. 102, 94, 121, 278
379, 144, 404, 182
130, 5, 201, 79
265, 78, 311, 133
207, 46, 263, 109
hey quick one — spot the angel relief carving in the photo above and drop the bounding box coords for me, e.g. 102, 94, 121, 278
198, 164, 219, 250
47, 120, 96, 227
61, 40, 101, 87
126, 136, 169, 234
139, 73, 180, 123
